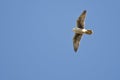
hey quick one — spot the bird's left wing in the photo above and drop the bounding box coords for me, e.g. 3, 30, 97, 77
73, 33, 83, 52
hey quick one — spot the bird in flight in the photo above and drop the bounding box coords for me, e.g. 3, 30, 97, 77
73, 10, 93, 52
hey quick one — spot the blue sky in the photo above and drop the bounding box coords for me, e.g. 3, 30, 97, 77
0, 0, 120, 80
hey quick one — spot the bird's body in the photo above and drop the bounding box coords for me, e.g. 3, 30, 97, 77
73, 10, 93, 52
73, 27, 92, 35
73, 27, 87, 34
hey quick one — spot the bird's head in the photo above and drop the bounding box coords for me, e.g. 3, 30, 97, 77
72, 27, 76, 32
72, 27, 78, 32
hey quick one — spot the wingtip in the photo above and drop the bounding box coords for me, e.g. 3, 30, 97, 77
74, 50, 77, 52
74, 49, 78, 52
83, 10, 87, 13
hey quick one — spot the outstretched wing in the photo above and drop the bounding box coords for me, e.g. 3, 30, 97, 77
73, 33, 83, 52
76, 10, 87, 29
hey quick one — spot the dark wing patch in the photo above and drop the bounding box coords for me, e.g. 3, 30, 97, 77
76, 10, 87, 29
73, 33, 83, 52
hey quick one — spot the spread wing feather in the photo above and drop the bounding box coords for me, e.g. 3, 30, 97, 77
77, 10, 87, 29
73, 33, 83, 52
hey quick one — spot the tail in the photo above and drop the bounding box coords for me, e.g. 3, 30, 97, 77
85, 30, 93, 35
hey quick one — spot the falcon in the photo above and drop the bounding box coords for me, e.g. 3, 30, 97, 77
73, 10, 93, 52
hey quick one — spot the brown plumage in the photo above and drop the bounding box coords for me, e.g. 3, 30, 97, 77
73, 10, 93, 52
76, 10, 86, 29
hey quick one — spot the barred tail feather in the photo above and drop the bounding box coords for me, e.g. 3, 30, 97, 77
85, 30, 93, 35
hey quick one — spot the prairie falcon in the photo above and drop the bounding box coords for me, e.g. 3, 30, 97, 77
73, 10, 93, 52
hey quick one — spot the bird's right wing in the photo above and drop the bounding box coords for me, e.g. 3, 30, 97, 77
73, 33, 83, 52
76, 10, 87, 29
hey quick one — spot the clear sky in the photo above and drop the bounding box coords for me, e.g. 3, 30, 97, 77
0, 0, 120, 80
